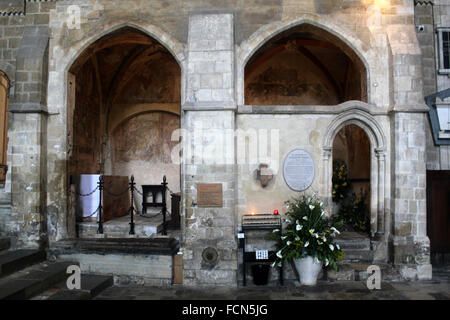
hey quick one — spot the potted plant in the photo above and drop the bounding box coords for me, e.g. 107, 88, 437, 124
268, 194, 344, 285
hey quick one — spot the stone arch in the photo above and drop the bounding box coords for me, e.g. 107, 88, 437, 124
322, 108, 387, 238
0, 62, 15, 96
63, 22, 185, 75
46, 20, 186, 240
237, 14, 373, 106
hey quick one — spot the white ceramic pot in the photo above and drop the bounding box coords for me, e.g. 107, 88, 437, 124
293, 256, 323, 286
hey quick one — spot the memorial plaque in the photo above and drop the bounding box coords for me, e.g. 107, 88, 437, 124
197, 183, 223, 207
283, 149, 315, 191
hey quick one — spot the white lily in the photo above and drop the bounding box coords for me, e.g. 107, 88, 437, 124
295, 236, 300, 241
286, 241, 292, 246
331, 227, 341, 235
296, 224, 303, 231
303, 216, 308, 221
272, 229, 280, 233
325, 259, 329, 266
329, 244, 334, 251
320, 202, 323, 207
281, 236, 287, 240
336, 244, 340, 250
315, 257, 320, 264
309, 205, 315, 210
271, 261, 276, 268
276, 250, 283, 258
304, 241, 309, 247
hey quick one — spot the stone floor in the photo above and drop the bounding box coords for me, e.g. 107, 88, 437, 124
94, 266, 450, 300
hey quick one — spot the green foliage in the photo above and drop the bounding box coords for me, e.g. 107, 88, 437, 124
267, 194, 344, 271
335, 191, 370, 233
332, 159, 370, 234
332, 160, 350, 203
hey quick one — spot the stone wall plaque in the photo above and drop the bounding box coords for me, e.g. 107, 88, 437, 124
283, 149, 315, 191
197, 183, 223, 207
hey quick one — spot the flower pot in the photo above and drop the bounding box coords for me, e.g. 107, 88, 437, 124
251, 264, 270, 285
293, 256, 323, 286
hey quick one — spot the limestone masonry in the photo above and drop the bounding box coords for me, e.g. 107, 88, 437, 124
0, 0, 449, 286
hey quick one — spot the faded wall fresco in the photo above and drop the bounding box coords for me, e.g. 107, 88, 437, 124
245, 50, 340, 105
244, 23, 367, 106
113, 56, 181, 105
112, 112, 180, 213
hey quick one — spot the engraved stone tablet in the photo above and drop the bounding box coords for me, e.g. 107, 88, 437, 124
197, 183, 223, 207
283, 149, 315, 191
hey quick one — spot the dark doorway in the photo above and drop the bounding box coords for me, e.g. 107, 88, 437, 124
426, 171, 450, 260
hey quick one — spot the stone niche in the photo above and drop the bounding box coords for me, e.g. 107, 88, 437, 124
68, 27, 182, 214
245, 24, 366, 106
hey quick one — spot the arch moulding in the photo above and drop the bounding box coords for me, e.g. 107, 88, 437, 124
321, 108, 388, 240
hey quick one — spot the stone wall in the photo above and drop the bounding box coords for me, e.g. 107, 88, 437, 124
0, 0, 436, 283
415, 0, 450, 170
0, 0, 56, 247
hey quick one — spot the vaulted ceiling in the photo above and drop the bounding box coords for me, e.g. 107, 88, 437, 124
245, 24, 367, 105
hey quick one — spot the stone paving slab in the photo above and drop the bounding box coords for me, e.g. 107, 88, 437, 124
0, 250, 46, 277
94, 278, 449, 300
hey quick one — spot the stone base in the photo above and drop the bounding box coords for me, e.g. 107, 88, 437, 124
398, 264, 433, 280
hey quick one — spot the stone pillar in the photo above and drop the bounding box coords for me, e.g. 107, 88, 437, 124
387, 23, 432, 280
182, 13, 237, 286
7, 26, 50, 249
375, 149, 385, 238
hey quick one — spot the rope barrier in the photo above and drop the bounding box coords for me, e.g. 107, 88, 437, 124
68, 185, 99, 197
83, 206, 100, 218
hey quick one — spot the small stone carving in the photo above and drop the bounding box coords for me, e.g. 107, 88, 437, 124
255, 163, 273, 188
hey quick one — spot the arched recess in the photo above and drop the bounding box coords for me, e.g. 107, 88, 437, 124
322, 109, 387, 238
66, 25, 182, 229
237, 16, 372, 106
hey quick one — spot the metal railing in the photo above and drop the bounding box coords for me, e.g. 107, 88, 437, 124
71, 175, 170, 236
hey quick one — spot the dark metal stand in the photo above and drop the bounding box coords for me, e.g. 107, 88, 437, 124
129, 175, 136, 235
161, 176, 167, 235
97, 176, 104, 234
239, 224, 283, 286
141, 176, 168, 235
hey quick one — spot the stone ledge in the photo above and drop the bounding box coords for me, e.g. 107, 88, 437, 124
9, 102, 48, 113
50, 238, 180, 256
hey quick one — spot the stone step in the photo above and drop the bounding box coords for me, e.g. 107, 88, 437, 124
327, 262, 396, 281
0, 249, 46, 277
334, 232, 371, 250
45, 274, 114, 300
0, 238, 10, 252
50, 238, 180, 286
341, 249, 374, 262
0, 261, 78, 300
77, 216, 163, 239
